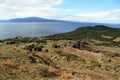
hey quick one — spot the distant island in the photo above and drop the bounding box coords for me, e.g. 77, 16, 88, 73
0, 17, 73, 23
0, 17, 119, 28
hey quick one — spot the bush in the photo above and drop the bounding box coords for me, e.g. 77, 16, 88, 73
0, 40, 2, 42
59, 52, 78, 61
90, 60, 101, 67
40, 40, 47, 44
80, 59, 87, 64
34, 46, 42, 51
25, 44, 35, 51
6, 40, 19, 44
45, 49, 49, 52
52, 44, 61, 48
24, 44, 43, 51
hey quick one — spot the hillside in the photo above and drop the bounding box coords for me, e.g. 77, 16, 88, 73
0, 25, 120, 80
46, 25, 120, 40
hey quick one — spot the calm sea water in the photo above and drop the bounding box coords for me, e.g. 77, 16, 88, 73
0, 22, 119, 40
0, 22, 84, 39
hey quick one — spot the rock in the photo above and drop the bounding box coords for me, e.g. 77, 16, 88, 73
73, 40, 80, 49
72, 40, 89, 50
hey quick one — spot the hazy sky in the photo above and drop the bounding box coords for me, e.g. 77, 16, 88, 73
0, 0, 120, 23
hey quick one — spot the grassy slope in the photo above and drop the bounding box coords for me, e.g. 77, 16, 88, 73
46, 25, 120, 40
0, 25, 120, 80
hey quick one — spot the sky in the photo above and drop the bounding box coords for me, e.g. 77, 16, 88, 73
0, 0, 120, 23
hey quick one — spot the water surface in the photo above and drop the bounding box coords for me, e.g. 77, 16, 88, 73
0, 22, 119, 40
0, 22, 83, 39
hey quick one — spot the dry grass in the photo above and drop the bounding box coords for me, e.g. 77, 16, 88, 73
0, 39, 119, 80
60, 71, 71, 79
85, 75, 92, 80
113, 37, 120, 42
1, 59, 13, 66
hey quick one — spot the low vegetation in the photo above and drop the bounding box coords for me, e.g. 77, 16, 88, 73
46, 25, 120, 40
0, 25, 120, 80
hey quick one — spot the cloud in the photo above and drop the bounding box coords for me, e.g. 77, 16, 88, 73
0, 0, 119, 24
0, 0, 63, 19
54, 9, 120, 24
65, 9, 73, 12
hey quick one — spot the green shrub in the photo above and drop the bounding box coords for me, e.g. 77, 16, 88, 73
25, 44, 35, 51
24, 44, 43, 51
45, 49, 49, 52
90, 60, 101, 67
40, 40, 47, 44
59, 52, 78, 61
52, 44, 61, 48
5, 39, 19, 44
36, 39, 47, 44
0, 40, 2, 42
34, 46, 42, 51
80, 59, 87, 64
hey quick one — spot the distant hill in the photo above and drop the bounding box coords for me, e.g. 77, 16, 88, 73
46, 25, 120, 40
0, 17, 72, 23
0, 17, 120, 27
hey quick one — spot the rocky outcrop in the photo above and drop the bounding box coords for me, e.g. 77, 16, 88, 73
72, 40, 89, 50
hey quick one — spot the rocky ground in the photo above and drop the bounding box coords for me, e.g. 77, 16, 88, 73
0, 38, 120, 80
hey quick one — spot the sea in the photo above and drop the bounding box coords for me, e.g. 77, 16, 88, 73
0, 22, 119, 40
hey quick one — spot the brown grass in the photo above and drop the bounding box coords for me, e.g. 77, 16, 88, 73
48, 66, 57, 73
60, 71, 71, 79
1, 59, 13, 66
0, 39, 119, 80
85, 75, 92, 80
